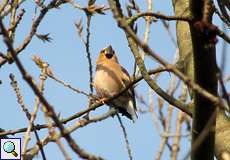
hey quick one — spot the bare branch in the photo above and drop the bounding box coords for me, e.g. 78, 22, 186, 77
128, 12, 192, 25
107, 0, 229, 112
9, 74, 46, 160
0, 16, 104, 160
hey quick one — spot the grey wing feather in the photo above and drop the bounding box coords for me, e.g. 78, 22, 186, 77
120, 66, 137, 111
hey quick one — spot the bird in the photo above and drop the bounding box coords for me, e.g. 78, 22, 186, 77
94, 45, 138, 122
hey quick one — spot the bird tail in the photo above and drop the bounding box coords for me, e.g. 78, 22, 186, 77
127, 100, 138, 122
116, 100, 137, 123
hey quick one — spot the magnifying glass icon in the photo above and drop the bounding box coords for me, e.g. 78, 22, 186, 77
3, 141, 18, 157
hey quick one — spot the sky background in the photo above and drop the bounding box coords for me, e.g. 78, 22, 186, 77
0, 0, 229, 160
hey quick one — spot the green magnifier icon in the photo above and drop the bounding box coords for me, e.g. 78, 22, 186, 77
3, 141, 18, 157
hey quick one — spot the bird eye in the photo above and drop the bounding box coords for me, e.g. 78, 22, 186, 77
101, 50, 105, 54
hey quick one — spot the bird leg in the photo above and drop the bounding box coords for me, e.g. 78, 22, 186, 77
95, 97, 109, 104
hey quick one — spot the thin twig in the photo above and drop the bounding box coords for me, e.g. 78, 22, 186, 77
32, 55, 92, 98
8, 8, 25, 34
86, 15, 94, 93
0, 0, 66, 67
8, 0, 17, 41
171, 84, 188, 160
9, 74, 46, 160
149, 94, 161, 136
39, 62, 72, 160
0, 0, 26, 17
0, 16, 104, 160
55, 137, 72, 160
116, 114, 133, 160
108, 0, 229, 112
26, 109, 117, 159
155, 105, 173, 160
49, 74, 91, 97
212, 2, 230, 27
216, 27, 230, 44
161, 20, 177, 46
64, 0, 83, 10
21, 62, 47, 160
0, 67, 192, 137
156, 69, 179, 159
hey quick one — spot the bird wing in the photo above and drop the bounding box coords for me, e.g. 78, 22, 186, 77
120, 66, 130, 85
120, 66, 137, 111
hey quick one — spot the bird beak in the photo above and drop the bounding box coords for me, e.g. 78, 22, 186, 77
104, 45, 114, 59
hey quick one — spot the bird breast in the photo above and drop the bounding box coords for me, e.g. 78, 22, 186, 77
94, 65, 123, 97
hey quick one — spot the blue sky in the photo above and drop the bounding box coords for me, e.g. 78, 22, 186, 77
0, 0, 229, 159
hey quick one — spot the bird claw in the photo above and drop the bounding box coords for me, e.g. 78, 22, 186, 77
96, 97, 108, 104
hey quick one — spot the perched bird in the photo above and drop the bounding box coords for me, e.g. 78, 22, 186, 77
94, 45, 138, 122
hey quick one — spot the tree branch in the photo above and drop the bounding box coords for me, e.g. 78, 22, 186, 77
0, 16, 104, 160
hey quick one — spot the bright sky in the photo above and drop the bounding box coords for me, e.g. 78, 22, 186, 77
0, 0, 229, 159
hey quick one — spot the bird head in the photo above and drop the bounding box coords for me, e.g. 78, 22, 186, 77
96, 45, 119, 64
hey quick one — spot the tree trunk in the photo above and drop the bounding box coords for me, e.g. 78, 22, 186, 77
173, 0, 224, 159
